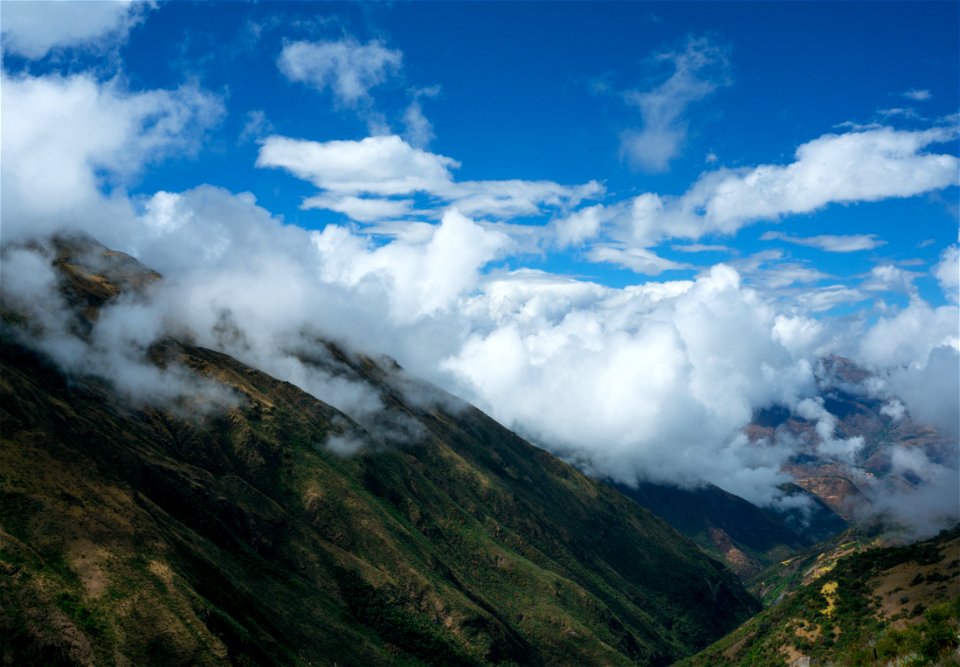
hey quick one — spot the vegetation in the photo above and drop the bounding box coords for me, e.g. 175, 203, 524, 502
679, 527, 960, 666
0, 236, 758, 666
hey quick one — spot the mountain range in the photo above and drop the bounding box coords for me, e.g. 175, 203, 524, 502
1, 234, 956, 666
1, 234, 758, 665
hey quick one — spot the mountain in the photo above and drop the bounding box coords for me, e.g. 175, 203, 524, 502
611, 481, 845, 580
749, 364, 956, 524
679, 526, 960, 666
0, 234, 759, 666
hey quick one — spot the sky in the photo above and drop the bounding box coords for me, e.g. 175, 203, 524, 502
1, 1, 958, 528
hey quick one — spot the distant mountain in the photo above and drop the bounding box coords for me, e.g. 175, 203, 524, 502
0, 235, 759, 666
611, 481, 845, 580
679, 526, 960, 666
748, 359, 956, 526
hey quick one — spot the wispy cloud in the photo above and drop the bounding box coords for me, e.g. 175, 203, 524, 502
403, 85, 440, 148
278, 38, 403, 108
670, 243, 731, 253
933, 244, 959, 303
602, 126, 960, 247
619, 36, 731, 172
760, 231, 886, 253
902, 88, 932, 101
257, 134, 601, 221
585, 244, 692, 275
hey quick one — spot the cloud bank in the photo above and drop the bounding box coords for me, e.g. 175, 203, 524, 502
1, 16, 957, 534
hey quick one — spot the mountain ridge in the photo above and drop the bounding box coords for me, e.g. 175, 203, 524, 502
0, 234, 759, 665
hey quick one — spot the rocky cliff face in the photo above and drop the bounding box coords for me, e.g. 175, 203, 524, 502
0, 235, 759, 666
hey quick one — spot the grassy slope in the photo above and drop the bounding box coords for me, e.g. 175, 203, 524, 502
678, 528, 960, 666
0, 259, 759, 667
612, 481, 824, 580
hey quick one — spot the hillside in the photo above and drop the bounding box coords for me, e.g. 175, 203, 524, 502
612, 481, 845, 580
679, 527, 960, 666
0, 235, 759, 666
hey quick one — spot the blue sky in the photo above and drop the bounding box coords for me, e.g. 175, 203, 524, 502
5, 1, 956, 301
1, 2, 958, 513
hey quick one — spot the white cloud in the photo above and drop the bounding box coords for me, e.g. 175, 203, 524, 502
239, 109, 274, 143
887, 345, 960, 439
302, 194, 414, 222
0, 71, 223, 242
5, 165, 955, 517
795, 397, 865, 462
865, 445, 959, 538
0, 0, 148, 59
278, 38, 402, 107
794, 285, 867, 313
933, 245, 959, 302
671, 243, 731, 253
257, 134, 457, 196
402, 99, 434, 148
586, 244, 691, 275
442, 264, 818, 504
620, 36, 731, 172
880, 399, 906, 421
607, 126, 959, 247
760, 231, 886, 253
862, 264, 919, 296
311, 208, 511, 322
903, 89, 932, 101
257, 134, 602, 221
2, 54, 955, 528
554, 205, 604, 247
858, 300, 959, 369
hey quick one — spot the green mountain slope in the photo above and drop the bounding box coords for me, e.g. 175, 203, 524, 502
612, 481, 845, 579
679, 527, 960, 666
0, 235, 759, 666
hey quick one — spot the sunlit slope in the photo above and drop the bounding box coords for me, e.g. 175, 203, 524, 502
678, 528, 960, 667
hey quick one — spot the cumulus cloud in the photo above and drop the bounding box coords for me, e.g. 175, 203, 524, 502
857, 301, 959, 437
0, 0, 148, 59
278, 38, 402, 107
442, 264, 819, 505
0, 71, 223, 241
760, 231, 886, 253
620, 36, 731, 172
311, 208, 511, 321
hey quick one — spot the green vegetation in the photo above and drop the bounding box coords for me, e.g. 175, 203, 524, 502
679, 527, 960, 666
0, 236, 759, 666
